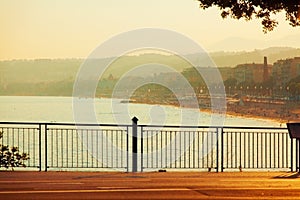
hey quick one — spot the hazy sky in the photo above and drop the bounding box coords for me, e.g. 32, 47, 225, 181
0, 0, 299, 60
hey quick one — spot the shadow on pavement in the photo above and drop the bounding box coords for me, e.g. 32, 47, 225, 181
273, 172, 300, 179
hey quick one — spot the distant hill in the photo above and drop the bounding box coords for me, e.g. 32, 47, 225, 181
0, 59, 81, 83
0, 47, 299, 96
209, 47, 300, 67
208, 34, 300, 52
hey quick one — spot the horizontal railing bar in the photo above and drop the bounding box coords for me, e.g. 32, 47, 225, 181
0, 122, 43, 125
140, 125, 214, 129
223, 131, 287, 134
47, 167, 128, 169
0, 127, 39, 130
46, 123, 130, 127
46, 128, 127, 131
0, 122, 288, 131
221, 126, 287, 130
140, 124, 287, 130
0, 122, 130, 127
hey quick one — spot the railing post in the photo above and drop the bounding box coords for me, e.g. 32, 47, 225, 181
216, 128, 219, 172
126, 126, 129, 172
296, 138, 300, 172
141, 126, 143, 172
38, 124, 42, 172
132, 117, 138, 172
221, 128, 224, 172
45, 124, 48, 172
291, 138, 294, 172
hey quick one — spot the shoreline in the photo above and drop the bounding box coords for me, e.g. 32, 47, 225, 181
130, 97, 299, 126
200, 107, 283, 125
0, 95, 298, 126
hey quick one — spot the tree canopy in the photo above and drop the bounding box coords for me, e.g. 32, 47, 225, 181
197, 0, 300, 32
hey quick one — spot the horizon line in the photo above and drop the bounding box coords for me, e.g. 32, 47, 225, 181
0, 46, 298, 62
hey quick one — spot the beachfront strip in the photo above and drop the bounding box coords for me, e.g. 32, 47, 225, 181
0, 121, 299, 172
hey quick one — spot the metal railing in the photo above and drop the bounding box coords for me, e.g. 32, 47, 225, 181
140, 125, 218, 171
0, 121, 296, 172
221, 127, 290, 171
44, 123, 130, 171
0, 122, 42, 170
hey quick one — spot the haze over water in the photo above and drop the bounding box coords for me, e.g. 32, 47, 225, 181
0, 96, 279, 127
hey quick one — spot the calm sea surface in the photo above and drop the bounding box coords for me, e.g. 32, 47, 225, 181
0, 96, 280, 127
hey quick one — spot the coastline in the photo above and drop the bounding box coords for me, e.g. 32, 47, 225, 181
130, 96, 299, 126
200, 107, 283, 125
1, 95, 298, 126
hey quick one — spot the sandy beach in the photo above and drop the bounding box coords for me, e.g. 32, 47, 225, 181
131, 96, 299, 125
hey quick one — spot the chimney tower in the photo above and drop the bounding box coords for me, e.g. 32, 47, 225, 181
263, 56, 269, 82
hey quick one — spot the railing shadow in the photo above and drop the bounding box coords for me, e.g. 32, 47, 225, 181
273, 172, 300, 179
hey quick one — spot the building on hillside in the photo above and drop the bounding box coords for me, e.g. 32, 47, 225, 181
218, 67, 234, 82
272, 57, 300, 87
233, 57, 272, 84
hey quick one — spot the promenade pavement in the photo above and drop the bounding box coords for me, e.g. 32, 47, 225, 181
0, 171, 300, 199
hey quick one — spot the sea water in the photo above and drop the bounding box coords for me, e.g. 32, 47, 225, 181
0, 96, 279, 127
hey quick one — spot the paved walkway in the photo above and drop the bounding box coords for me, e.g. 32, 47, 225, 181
0, 171, 300, 199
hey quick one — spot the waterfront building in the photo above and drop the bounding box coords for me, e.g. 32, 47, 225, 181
272, 57, 300, 87
233, 57, 272, 84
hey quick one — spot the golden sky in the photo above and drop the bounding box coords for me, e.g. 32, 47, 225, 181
0, 0, 299, 60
